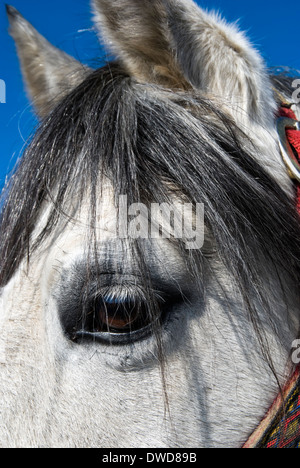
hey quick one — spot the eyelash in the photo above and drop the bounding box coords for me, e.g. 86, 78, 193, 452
72, 287, 166, 344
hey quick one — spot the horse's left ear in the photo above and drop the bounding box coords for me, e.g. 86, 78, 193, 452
6, 5, 91, 118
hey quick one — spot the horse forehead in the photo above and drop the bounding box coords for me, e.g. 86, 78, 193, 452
36, 197, 189, 291
38, 178, 198, 255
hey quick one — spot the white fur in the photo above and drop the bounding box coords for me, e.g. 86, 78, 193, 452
0, 184, 298, 447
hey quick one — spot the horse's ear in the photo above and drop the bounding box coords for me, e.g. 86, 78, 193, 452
162, 0, 274, 124
91, 0, 191, 90
92, 0, 273, 125
6, 5, 91, 118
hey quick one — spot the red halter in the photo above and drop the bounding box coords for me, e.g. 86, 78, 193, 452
277, 105, 300, 214
243, 104, 300, 448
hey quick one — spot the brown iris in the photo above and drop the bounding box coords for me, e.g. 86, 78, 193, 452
91, 297, 151, 334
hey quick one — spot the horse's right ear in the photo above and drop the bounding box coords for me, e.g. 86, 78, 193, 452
92, 0, 274, 126
6, 5, 91, 118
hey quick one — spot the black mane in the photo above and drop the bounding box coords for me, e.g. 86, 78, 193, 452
0, 63, 300, 364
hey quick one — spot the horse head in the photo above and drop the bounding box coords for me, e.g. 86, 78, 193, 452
1, 0, 300, 448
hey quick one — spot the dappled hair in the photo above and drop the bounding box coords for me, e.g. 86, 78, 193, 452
0, 63, 300, 372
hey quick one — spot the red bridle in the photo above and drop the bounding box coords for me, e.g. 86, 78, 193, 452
277, 105, 300, 214
243, 104, 300, 448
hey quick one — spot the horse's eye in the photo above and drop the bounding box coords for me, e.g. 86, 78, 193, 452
94, 298, 151, 333
73, 296, 158, 344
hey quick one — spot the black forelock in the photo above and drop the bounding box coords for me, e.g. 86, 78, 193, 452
0, 63, 300, 340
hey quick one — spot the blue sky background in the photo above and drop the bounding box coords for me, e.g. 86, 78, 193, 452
0, 0, 299, 187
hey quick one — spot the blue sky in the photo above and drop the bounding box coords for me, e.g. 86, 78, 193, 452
0, 0, 299, 187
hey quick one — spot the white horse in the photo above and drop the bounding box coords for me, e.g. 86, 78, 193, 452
1, 0, 300, 448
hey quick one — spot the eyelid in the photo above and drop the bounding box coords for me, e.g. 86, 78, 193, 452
93, 286, 146, 305
75, 321, 157, 345
57, 263, 189, 346
92, 284, 167, 306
